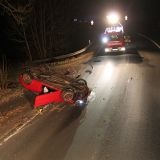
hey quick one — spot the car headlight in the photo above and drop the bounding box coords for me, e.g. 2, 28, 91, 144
102, 37, 108, 43
75, 99, 87, 108
120, 47, 126, 51
105, 48, 111, 52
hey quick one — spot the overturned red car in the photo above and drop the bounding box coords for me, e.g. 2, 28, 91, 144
19, 72, 89, 108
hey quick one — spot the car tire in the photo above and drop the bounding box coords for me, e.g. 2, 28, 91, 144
62, 90, 74, 102
74, 79, 87, 86
22, 72, 33, 84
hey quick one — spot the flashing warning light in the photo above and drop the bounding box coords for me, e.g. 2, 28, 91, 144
91, 20, 94, 26
125, 16, 128, 21
107, 12, 120, 24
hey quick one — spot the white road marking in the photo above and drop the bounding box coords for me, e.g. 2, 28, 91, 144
138, 33, 160, 49
0, 112, 40, 146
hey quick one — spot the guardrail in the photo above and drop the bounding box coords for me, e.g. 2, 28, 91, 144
31, 42, 92, 65
138, 33, 160, 49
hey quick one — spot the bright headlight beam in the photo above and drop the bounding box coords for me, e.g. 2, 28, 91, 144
100, 62, 114, 81
107, 12, 120, 24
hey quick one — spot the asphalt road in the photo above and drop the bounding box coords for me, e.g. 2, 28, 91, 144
0, 35, 160, 160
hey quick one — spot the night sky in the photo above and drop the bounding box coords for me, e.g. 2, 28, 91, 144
78, 0, 160, 29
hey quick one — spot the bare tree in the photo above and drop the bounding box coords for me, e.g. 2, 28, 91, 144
0, 55, 8, 90
29, 0, 78, 59
0, 0, 33, 61
0, 0, 77, 60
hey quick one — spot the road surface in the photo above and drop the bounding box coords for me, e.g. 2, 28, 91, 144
0, 35, 160, 160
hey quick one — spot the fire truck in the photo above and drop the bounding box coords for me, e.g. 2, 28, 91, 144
101, 24, 126, 53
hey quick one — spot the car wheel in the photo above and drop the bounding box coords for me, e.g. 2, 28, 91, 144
62, 90, 75, 102
22, 72, 33, 84
74, 79, 87, 86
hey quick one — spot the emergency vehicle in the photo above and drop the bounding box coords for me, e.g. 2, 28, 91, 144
102, 24, 126, 53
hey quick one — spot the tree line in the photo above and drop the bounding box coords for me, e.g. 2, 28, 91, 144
0, 0, 76, 61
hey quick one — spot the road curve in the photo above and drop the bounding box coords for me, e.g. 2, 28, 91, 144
0, 35, 160, 160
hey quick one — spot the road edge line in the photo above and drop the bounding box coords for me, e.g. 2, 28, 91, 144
0, 112, 40, 146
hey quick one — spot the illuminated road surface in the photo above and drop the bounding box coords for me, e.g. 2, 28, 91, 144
0, 35, 160, 160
